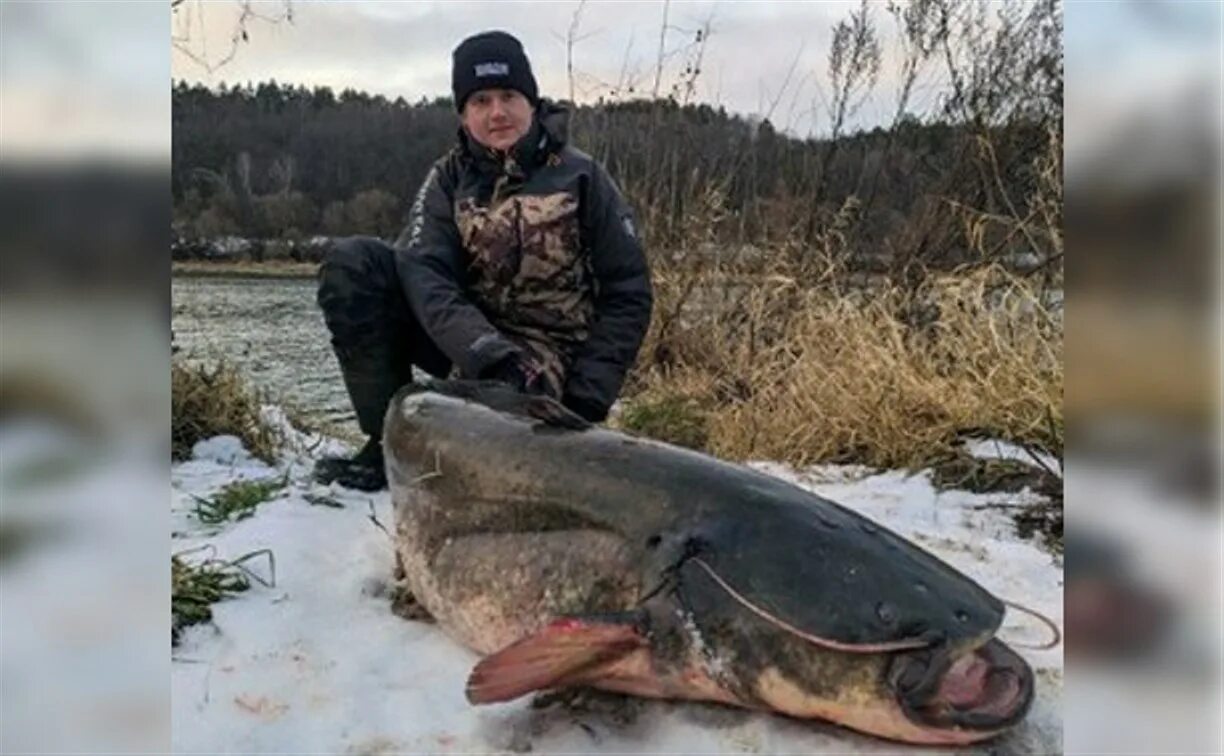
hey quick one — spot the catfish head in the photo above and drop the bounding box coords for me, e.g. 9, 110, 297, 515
656, 551, 1034, 745
641, 508, 1036, 745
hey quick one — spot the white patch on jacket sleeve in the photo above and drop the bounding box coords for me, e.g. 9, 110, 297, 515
405, 165, 438, 248
621, 214, 637, 240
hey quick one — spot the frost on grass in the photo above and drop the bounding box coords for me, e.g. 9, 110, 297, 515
191, 476, 288, 524
171, 548, 275, 645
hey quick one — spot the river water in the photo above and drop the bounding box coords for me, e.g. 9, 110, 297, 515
171, 275, 359, 436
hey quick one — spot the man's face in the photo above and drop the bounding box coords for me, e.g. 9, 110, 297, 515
461, 88, 534, 153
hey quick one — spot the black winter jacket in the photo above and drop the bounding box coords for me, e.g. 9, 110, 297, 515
394, 101, 652, 421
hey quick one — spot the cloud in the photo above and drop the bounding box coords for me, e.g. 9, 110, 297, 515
170, 0, 921, 137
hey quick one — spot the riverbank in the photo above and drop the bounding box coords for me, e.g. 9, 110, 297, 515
173, 261, 319, 279
171, 266, 1064, 550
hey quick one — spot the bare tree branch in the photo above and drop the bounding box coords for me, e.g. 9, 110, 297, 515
651, 0, 670, 99
565, 0, 588, 103
172, 0, 293, 75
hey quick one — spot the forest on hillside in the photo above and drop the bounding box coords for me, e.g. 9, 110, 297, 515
172, 0, 1061, 276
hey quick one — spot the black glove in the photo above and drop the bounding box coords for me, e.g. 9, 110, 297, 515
561, 393, 608, 423
480, 354, 528, 391
480, 354, 550, 395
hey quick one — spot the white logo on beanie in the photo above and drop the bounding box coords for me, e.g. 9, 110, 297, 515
475, 62, 510, 77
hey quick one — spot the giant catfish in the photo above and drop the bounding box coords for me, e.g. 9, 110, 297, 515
384, 381, 1035, 745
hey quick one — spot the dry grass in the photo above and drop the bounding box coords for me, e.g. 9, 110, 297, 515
623, 255, 1062, 471
171, 359, 282, 463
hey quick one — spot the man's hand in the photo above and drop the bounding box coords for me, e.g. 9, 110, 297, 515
561, 393, 607, 423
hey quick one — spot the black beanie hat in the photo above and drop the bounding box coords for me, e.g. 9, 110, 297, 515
451, 31, 539, 111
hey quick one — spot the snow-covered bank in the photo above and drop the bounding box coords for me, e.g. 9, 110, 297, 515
171, 423, 1062, 754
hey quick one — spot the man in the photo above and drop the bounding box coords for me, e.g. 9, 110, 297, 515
314, 30, 653, 491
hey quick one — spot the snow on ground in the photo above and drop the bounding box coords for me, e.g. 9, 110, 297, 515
171, 420, 1062, 755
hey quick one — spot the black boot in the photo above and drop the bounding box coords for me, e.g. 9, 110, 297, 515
314, 436, 386, 491
309, 333, 400, 491
314, 237, 452, 492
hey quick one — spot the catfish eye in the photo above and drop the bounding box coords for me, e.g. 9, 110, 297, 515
876, 602, 897, 625
645, 534, 661, 549
682, 535, 708, 557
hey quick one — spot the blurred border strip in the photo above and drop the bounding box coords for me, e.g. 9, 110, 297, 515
1, 2, 171, 753
1064, 0, 1222, 753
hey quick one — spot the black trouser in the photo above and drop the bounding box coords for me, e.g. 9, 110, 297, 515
317, 237, 451, 440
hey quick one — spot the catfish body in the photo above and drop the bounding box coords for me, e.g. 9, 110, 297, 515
384, 383, 1034, 745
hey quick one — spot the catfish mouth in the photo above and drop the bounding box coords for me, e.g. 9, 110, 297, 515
889, 638, 1034, 732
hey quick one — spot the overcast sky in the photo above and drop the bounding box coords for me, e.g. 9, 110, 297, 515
170, 0, 945, 139
2, 1, 1216, 165
172, 0, 1221, 174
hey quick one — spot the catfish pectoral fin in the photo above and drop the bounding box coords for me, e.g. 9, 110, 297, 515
526, 396, 591, 431
465, 615, 646, 704
417, 378, 590, 431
